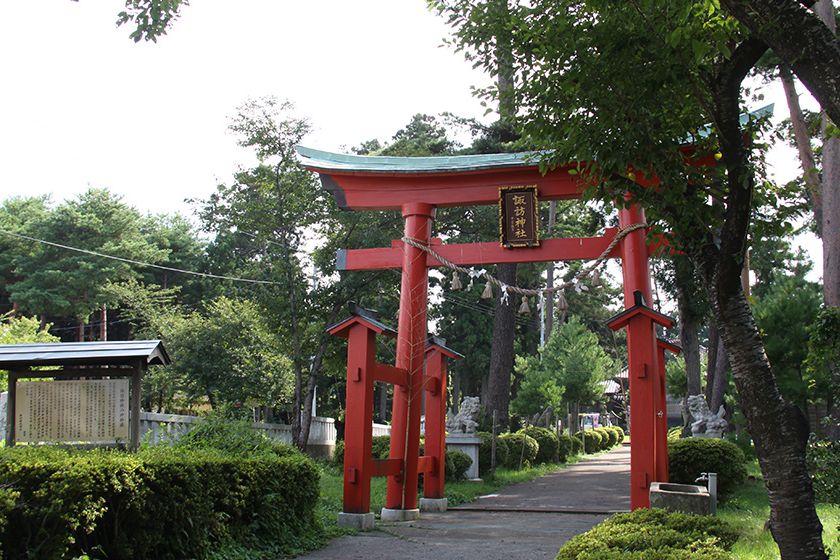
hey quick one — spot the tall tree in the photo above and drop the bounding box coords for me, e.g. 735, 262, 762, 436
431, 1, 827, 556
8, 189, 165, 340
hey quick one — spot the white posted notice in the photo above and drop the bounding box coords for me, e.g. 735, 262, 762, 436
15, 379, 130, 443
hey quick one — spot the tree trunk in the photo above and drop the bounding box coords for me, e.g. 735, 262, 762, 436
691, 73, 828, 557
720, 0, 840, 127
298, 308, 340, 450
674, 257, 702, 396
706, 323, 720, 402
78, 320, 85, 342
100, 304, 107, 342
779, 64, 823, 232
709, 341, 730, 413
485, 263, 517, 427
698, 254, 826, 559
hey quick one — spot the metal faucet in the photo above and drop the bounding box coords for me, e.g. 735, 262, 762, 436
695, 472, 718, 515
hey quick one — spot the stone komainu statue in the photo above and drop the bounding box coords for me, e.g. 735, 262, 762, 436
687, 394, 728, 438
446, 396, 480, 433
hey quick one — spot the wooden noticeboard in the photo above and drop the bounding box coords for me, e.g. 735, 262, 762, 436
499, 185, 540, 248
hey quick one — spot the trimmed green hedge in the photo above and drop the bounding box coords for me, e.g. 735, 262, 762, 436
499, 432, 539, 469
477, 431, 509, 476
520, 426, 560, 464
0, 446, 320, 560
576, 430, 602, 453
555, 508, 738, 559
445, 450, 473, 481
668, 438, 748, 497
557, 434, 580, 462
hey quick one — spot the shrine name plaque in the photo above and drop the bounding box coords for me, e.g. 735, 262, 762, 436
499, 185, 540, 248
15, 379, 130, 443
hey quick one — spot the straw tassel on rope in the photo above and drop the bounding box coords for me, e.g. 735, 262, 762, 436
481, 278, 494, 299
450, 271, 463, 291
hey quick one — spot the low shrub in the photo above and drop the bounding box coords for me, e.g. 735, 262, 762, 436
613, 425, 625, 443
555, 508, 738, 559
332, 439, 345, 465
477, 431, 509, 476
594, 428, 613, 450
0, 445, 320, 560
175, 414, 296, 458
668, 437, 747, 497
499, 432, 539, 469
668, 426, 684, 442
520, 426, 560, 464
806, 439, 840, 504
576, 430, 602, 453
445, 450, 473, 481
557, 434, 580, 462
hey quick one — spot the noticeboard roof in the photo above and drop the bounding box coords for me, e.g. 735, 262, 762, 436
0, 340, 171, 369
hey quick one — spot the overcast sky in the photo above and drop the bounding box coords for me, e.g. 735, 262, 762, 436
0, 1, 823, 279
0, 1, 490, 216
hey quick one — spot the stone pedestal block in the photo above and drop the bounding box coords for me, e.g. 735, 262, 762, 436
380, 508, 421, 522
337, 512, 376, 530
419, 497, 448, 512
446, 433, 482, 480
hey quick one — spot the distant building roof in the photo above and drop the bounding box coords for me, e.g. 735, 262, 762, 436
0, 340, 170, 368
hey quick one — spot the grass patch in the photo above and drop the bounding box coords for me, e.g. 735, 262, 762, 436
719, 461, 839, 559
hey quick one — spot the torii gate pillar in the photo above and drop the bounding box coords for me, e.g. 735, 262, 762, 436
382, 203, 435, 521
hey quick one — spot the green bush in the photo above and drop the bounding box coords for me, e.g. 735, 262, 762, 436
557, 434, 581, 462
613, 425, 625, 443
520, 426, 560, 464
607, 427, 622, 447
477, 431, 509, 476
668, 437, 748, 497
332, 439, 345, 465
555, 508, 738, 559
499, 432, 539, 469
807, 439, 840, 504
576, 430, 602, 453
668, 427, 684, 442
445, 450, 473, 481
0, 445, 320, 560
371, 435, 392, 459
175, 414, 296, 458
594, 428, 614, 450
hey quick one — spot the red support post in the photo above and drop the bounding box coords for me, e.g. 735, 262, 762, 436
618, 202, 659, 510
342, 324, 376, 513
385, 203, 435, 518
423, 348, 447, 499
655, 339, 681, 483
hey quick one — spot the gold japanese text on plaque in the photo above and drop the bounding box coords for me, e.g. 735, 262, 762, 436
499, 185, 540, 248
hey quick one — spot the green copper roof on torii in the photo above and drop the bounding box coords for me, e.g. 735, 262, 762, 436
295, 145, 541, 174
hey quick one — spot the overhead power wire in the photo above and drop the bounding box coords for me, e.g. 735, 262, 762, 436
0, 228, 282, 286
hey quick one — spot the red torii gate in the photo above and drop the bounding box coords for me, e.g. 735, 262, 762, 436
297, 146, 675, 525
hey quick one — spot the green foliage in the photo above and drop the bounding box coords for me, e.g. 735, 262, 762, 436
753, 274, 822, 406
0, 314, 58, 391
158, 296, 293, 410
0, 445, 319, 560
805, 307, 840, 411
116, 0, 189, 43
669, 427, 685, 442
596, 427, 619, 449
807, 439, 840, 504
520, 426, 560, 464
445, 450, 473, 482
8, 189, 166, 327
332, 440, 345, 466
557, 434, 581, 462
669, 438, 748, 497
371, 435, 392, 460
499, 432, 538, 469
174, 412, 296, 458
613, 425, 625, 443
576, 430, 603, 454
552, 317, 614, 412
477, 431, 509, 476
555, 508, 738, 560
